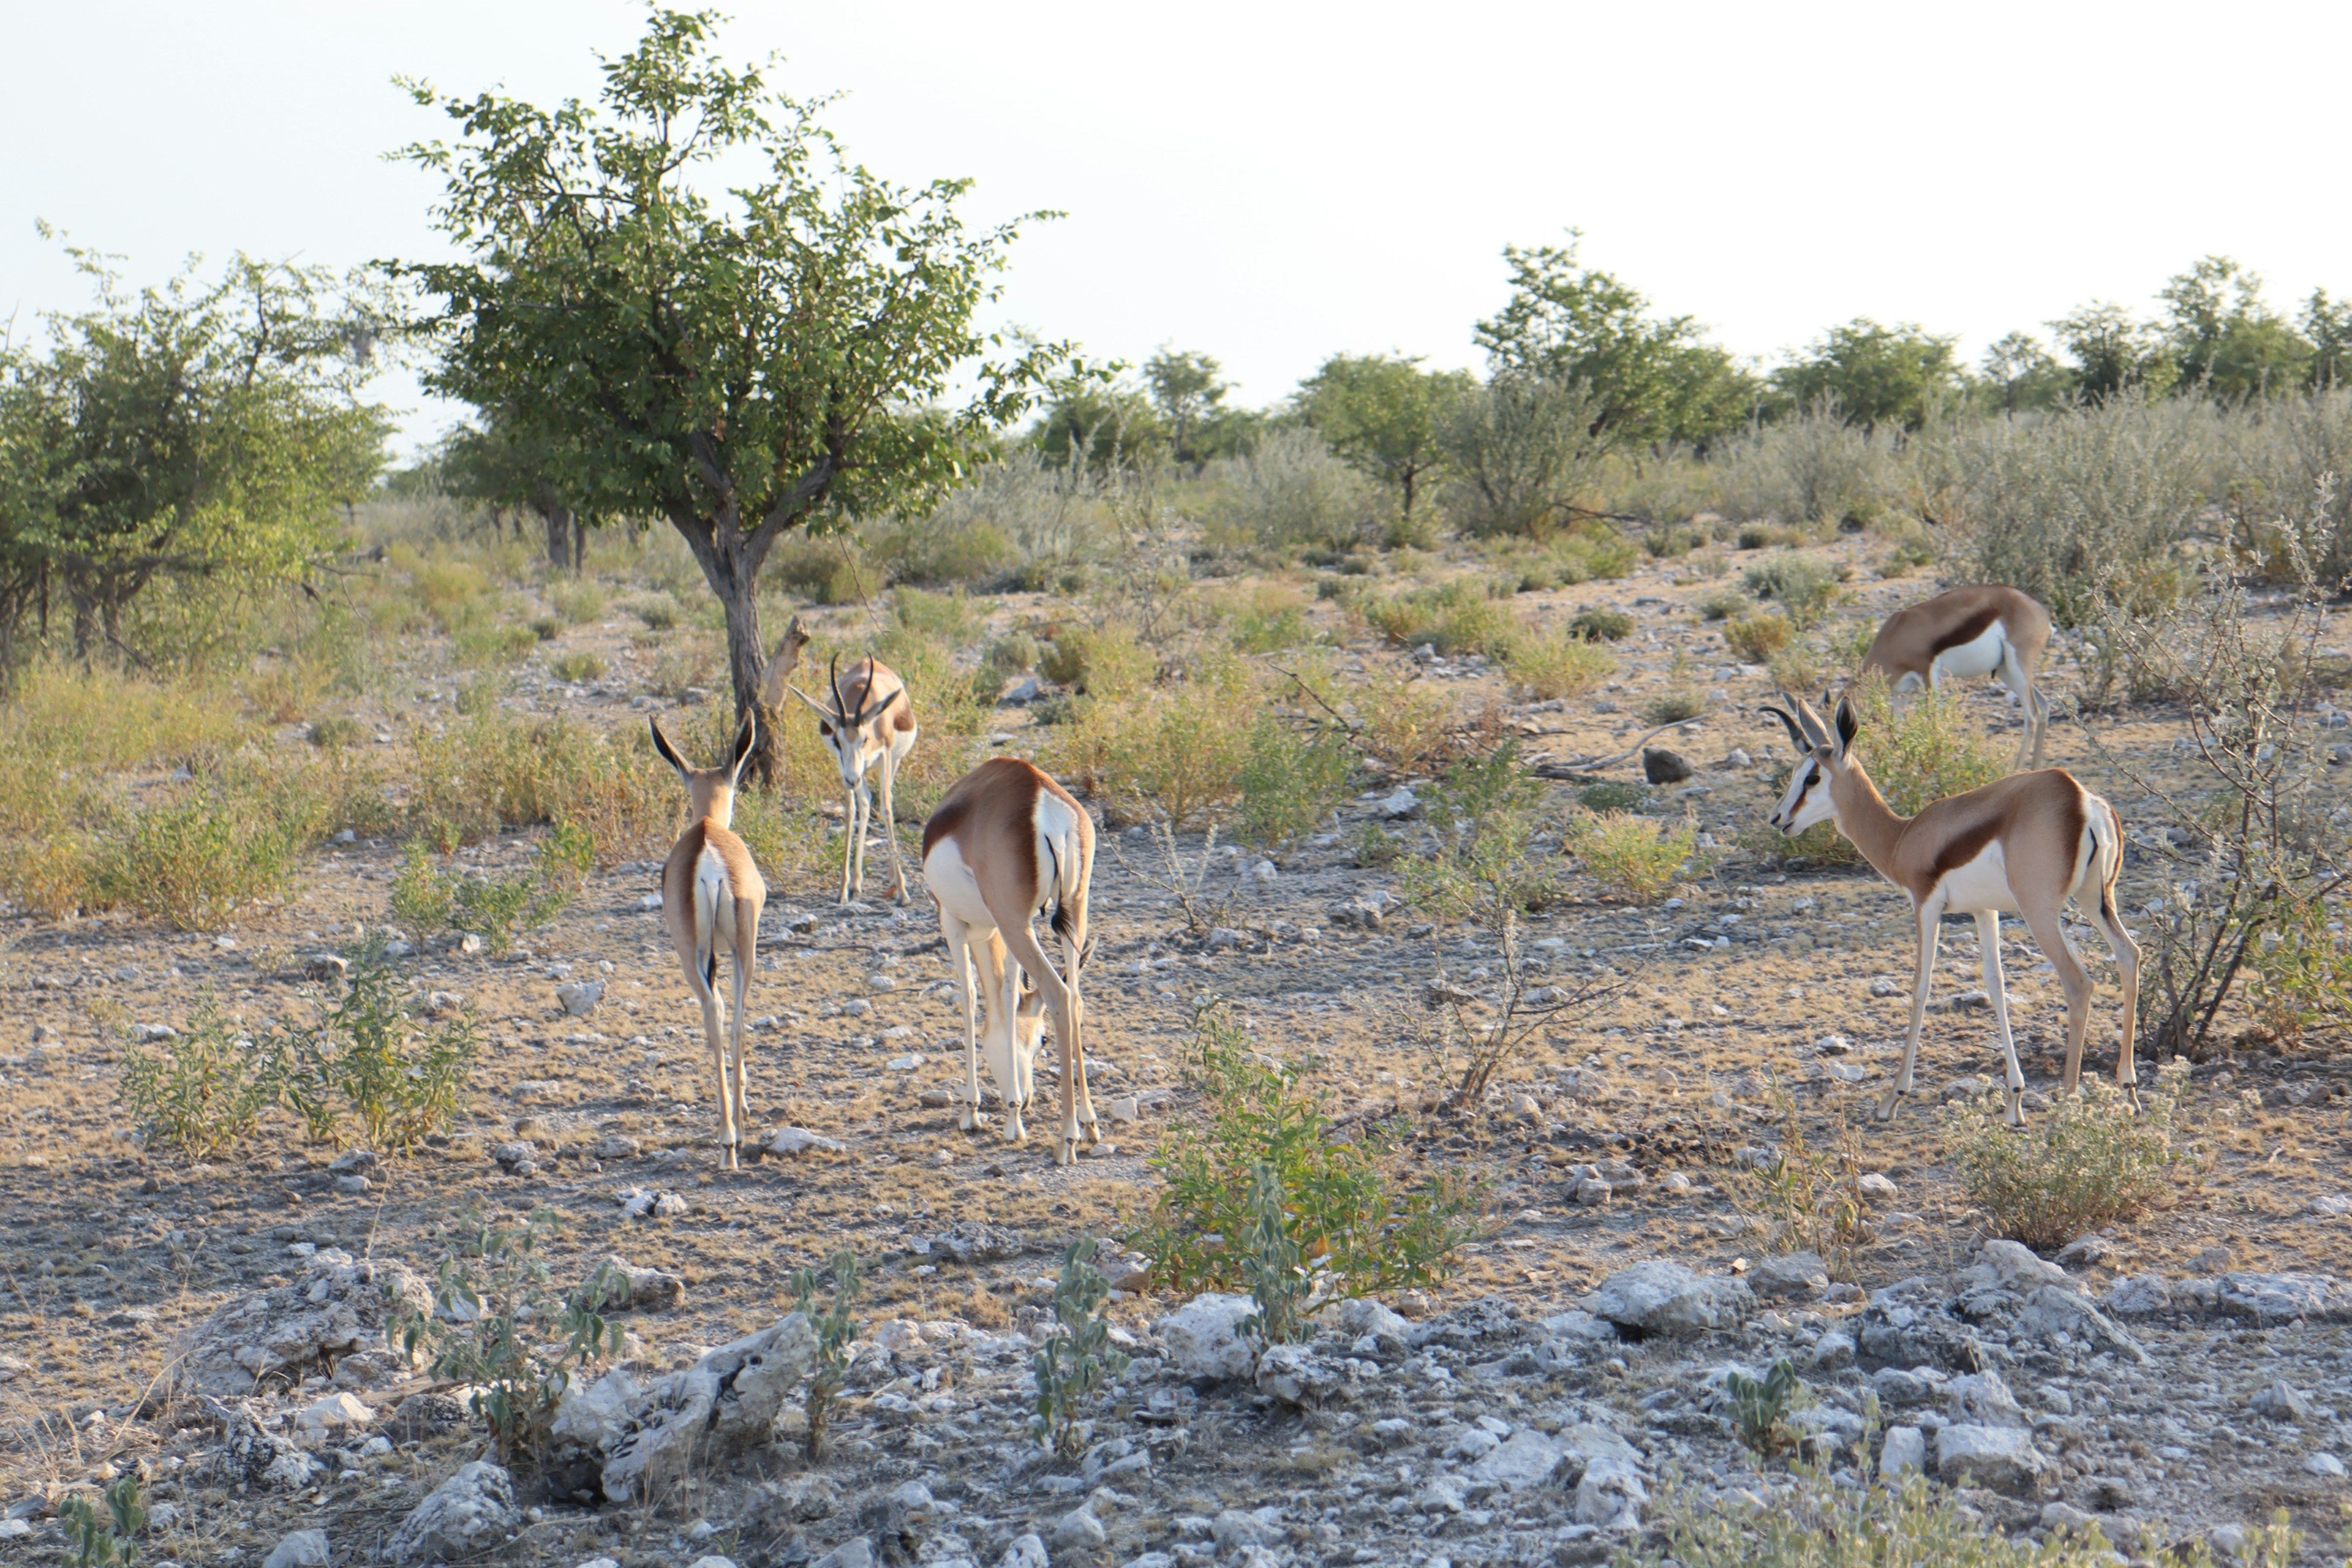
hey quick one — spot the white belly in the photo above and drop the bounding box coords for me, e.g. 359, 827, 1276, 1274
1931, 621, 2007, 682
923, 837, 996, 935
1939, 840, 2019, 914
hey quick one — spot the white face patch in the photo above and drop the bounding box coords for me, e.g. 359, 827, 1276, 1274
1772, 754, 1837, 835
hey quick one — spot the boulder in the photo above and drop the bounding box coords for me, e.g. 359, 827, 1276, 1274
1879, 1425, 1927, 1479
601, 1317, 818, 1504
1640, 747, 1692, 785
262, 1530, 330, 1568
2102, 1274, 2173, 1317
1469, 1430, 1570, 1491
1961, 1240, 2071, 1295
1052, 1502, 1108, 1550
998, 1535, 1049, 1568
172, 1251, 431, 1398
1574, 1456, 1648, 1528
1749, 1252, 1830, 1299
594, 1256, 685, 1312
1943, 1370, 2029, 1430
1157, 1294, 1256, 1381
548, 1368, 642, 1455
294, 1390, 374, 1443
386, 1461, 518, 1563
1255, 1344, 1357, 1405
2217, 1272, 2352, 1325
1582, 1261, 1753, 1336
2013, 1285, 2149, 1363
1539, 1308, 1618, 1346
556, 981, 606, 1017
2252, 1382, 2314, 1423
1336, 1298, 1413, 1348
1934, 1425, 2047, 1496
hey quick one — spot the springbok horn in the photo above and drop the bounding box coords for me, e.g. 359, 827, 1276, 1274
830, 653, 849, 724
1758, 705, 1810, 753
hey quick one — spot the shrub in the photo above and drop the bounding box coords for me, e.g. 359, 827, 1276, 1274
393, 831, 586, 956
1713, 403, 1900, 530
1357, 579, 1513, 657
1400, 743, 1559, 927
1639, 685, 1708, 726
1349, 677, 1492, 772
1947, 1072, 2188, 1251
768, 534, 873, 605
282, 960, 480, 1152
625, 594, 682, 631
1723, 611, 1794, 664
892, 586, 983, 643
1568, 607, 1633, 642
1038, 624, 1155, 699
793, 1249, 861, 1463
1058, 684, 1251, 830
983, 631, 1039, 679
1238, 718, 1353, 848
1554, 529, 1638, 581
548, 579, 607, 624
309, 715, 367, 750
1209, 428, 1382, 556
1568, 811, 1698, 902
1502, 630, 1615, 701
1031, 1238, 1132, 1457
118, 997, 285, 1161
1575, 780, 1646, 812
386, 1208, 628, 1464
1129, 1004, 1484, 1305
1740, 552, 1842, 629
1725, 1359, 1808, 1458
550, 650, 608, 683
403, 712, 676, 862
99, 780, 309, 931
1237, 1161, 1314, 1351
1350, 822, 1402, 868
1695, 587, 1751, 621
59, 1476, 146, 1568
2248, 892, 2352, 1046
1732, 1088, 1870, 1282
454, 619, 540, 666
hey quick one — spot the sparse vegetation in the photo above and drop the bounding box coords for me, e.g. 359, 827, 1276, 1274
118, 996, 285, 1161
1568, 811, 1700, 903
1031, 1238, 1133, 1456
1947, 1071, 2190, 1251
793, 1248, 862, 1463
281, 959, 481, 1152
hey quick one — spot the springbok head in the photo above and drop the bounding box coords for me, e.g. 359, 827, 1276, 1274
650, 715, 758, 828
1760, 694, 1858, 837
784, 654, 903, 793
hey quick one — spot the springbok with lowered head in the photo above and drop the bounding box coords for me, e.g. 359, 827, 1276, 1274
921, 757, 1097, 1163
650, 715, 765, 1169
1859, 584, 2053, 768
1761, 695, 2139, 1128
783, 655, 918, 905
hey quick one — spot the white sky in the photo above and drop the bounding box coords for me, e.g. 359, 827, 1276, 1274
5, 1, 2345, 461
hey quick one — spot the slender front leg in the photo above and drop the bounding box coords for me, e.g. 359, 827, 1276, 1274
1001, 955, 1028, 1145
1879, 903, 1942, 1120
2092, 891, 2143, 1106
878, 748, 908, 905
1065, 933, 1097, 1144
851, 775, 875, 899
1978, 911, 2026, 1128
946, 922, 983, 1131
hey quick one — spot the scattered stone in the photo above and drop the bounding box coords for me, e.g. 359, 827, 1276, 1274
1943, 1370, 2029, 1430
2305, 1452, 2347, 1478
2251, 1382, 2313, 1423
1574, 1456, 1648, 1528
1470, 1429, 1573, 1491
1641, 747, 1692, 785
295, 1390, 375, 1441
1810, 1329, 1856, 1369
810, 1543, 871, 1568
1052, 1501, 1109, 1550
1108, 1095, 1140, 1123
1934, 1425, 2046, 1496
595, 1256, 686, 1311
1256, 1344, 1358, 1405
1750, 1251, 1830, 1299
262, 1529, 331, 1568
387, 1461, 518, 1563
2054, 1234, 2116, 1268
2013, 1284, 2149, 1363
998, 1533, 1049, 1568
593, 1134, 641, 1161
1879, 1425, 1927, 1478
1158, 1294, 1256, 1381
303, 954, 349, 983
931, 1221, 1025, 1264
601, 1316, 819, 1504
768, 1127, 846, 1157
1582, 1261, 1754, 1336
172, 1252, 430, 1398
1379, 788, 1420, 819
1856, 1173, 1898, 1200
556, 981, 606, 1018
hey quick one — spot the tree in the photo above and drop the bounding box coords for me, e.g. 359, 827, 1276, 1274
1438, 375, 1607, 541
1771, 318, 1962, 432
1032, 382, 1164, 470
2304, 290, 2352, 390
1978, 331, 2068, 416
1294, 353, 1474, 520
2157, 255, 2310, 400
2048, 303, 2173, 402
391, 9, 1071, 767
0, 238, 388, 666
1142, 349, 1229, 464
1474, 236, 1755, 447
440, 417, 594, 571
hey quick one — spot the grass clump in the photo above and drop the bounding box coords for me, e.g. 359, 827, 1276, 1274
1129, 1003, 1484, 1308
1400, 742, 1560, 925
1639, 685, 1709, 726
1576, 780, 1648, 812
391, 826, 593, 955
1502, 629, 1615, 700
1723, 611, 1794, 664
1695, 587, 1751, 620
625, 593, 682, 631
1357, 579, 1513, 657
1058, 682, 1251, 831
1039, 623, 1155, 699
1947, 1071, 2189, 1251
1732, 1087, 1870, 1282
550, 650, 608, 683
547, 579, 607, 624
1740, 551, 1843, 629
1568, 606, 1634, 642
1568, 811, 1700, 903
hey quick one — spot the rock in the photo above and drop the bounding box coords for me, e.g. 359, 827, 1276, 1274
491, 1140, 536, 1168
329, 1148, 377, 1176
1810, 1329, 1856, 1370
549, 1368, 642, 1455
2103, 1274, 2172, 1316
1934, 1425, 2046, 1496
1338, 1298, 1414, 1348
1158, 1294, 1256, 1381
424, 990, 466, 1017
998, 1534, 1049, 1568
1751, 1252, 1830, 1299
2218, 1271, 2352, 1325
556, 981, 605, 1017
2013, 1285, 2149, 1363
2040, 1501, 2098, 1532
1963, 1239, 2071, 1294
931, 1221, 1026, 1264
1943, 1370, 2029, 1429
262, 1529, 331, 1568
172, 1252, 431, 1398
134, 1023, 179, 1043
1575, 1177, 1613, 1207
333, 1174, 371, 1194
767, 1126, 846, 1156
1857, 1173, 1899, 1200
1581, 1261, 1754, 1336
2251, 1382, 2313, 1423
2054, 1235, 2116, 1268
595, 1256, 685, 1311
295, 1390, 375, 1441
2309, 1194, 2352, 1217
387, 1461, 518, 1563
593, 1134, 641, 1161
303, 954, 349, 983
1470, 1429, 1572, 1491
1379, 787, 1419, 819
1870, 1366, 1948, 1407
1003, 676, 1044, 705
1409, 1294, 1525, 1349
1641, 747, 1692, 785
2305, 1452, 2346, 1478
1880, 1425, 1926, 1478
811, 1543, 873, 1568
1212, 1508, 1284, 1551
1255, 1344, 1355, 1405
1108, 1095, 1140, 1123
1573, 1455, 1648, 1528
1053, 1502, 1108, 1550
601, 1316, 819, 1504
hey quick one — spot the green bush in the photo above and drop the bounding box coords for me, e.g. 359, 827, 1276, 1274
1569, 607, 1634, 642
391, 833, 585, 956
99, 780, 309, 931
1057, 682, 1252, 830
1400, 743, 1559, 926
1569, 811, 1698, 903
308, 715, 367, 750
769, 534, 873, 605
548, 579, 607, 624
1031, 1238, 1131, 1457
1575, 780, 1646, 812
1357, 579, 1513, 657
1696, 587, 1751, 621
1947, 1072, 2188, 1251
59, 1476, 146, 1568
118, 997, 284, 1161
1724, 610, 1795, 663
793, 1250, 862, 1463
892, 586, 983, 643
1639, 685, 1709, 725
282, 960, 480, 1152
1740, 552, 1842, 629
1208, 428, 1382, 556
1038, 624, 1155, 699
1128, 1004, 1484, 1305
625, 594, 682, 631
1725, 1359, 1808, 1457
1238, 718, 1353, 848
550, 650, 608, 683
1502, 630, 1615, 700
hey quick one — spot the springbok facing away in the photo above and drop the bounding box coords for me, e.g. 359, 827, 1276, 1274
1859, 584, 2053, 769
650, 716, 766, 1169
921, 757, 1097, 1163
1762, 695, 2139, 1128
783, 655, 918, 905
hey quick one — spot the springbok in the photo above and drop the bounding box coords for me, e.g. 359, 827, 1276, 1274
783, 655, 918, 905
921, 757, 1098, 1163
1858, 585, 2053, 768
650, 715, 765, 1169
1761, 695, 2139, 1128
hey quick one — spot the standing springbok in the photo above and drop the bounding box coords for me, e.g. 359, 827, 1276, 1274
1859, 585, 2053, 768
1761, 695, 2139, 1128
783, 655, 918, 905
650, 715, 765, 1169
921, 757, 1098, 1164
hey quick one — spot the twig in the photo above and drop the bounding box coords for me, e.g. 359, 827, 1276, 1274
1531, 718, 1708, 777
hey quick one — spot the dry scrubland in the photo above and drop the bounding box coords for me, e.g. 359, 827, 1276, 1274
1, 426, 2351, 1568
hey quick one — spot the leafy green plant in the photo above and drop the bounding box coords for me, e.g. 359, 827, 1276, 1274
390, 832, 584, 955
1237, 1161, 1314, 1351
1724, 1359, 1807, 1457
1575, 780, 1648, 813
551, 650, 609, 682
60, 1475, 146, 1568
793, 1248, 861, 1463
1501, 629, 1615, 700
1569, 811, 1700, 903
1569, 607, 1634, 642
118, 997, 284, 1161
1238, 717, 1352, 848
1723, 610, 1793, 663
1031, 1237, 1133, 1457
1350, 822, 1403, 869
99, 783, 308, 931
1401, 742, 1560, 926
1039, 623, 1155, 699
386, 1207, 627, 1464
625, 594, 681, 631
1356, 580, 1512, 657
1947, 1072, 2188, 1250
1128, 1003, 1483, 1303
1695, 587, 1751, 621
1741, 552, 1842, 629
1731, 1087, 1870, 1283
308, 715, 367, 750
283, 960, 480, 1152
2248, 891, 2352, 1045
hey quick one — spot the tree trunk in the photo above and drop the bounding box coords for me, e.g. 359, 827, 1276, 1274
545, 507, 575, 571
678, 517, 779, 784
571, 516, 587, 575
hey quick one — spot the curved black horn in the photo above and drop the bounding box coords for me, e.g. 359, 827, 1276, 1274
1757, 705, 1809, 752
829, 652, 848, 722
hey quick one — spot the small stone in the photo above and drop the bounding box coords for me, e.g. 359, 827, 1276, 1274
1582, 1260, 1754, 1335
1157, 1294, 1256, 1381
767, 1127, 845, 1157
304, 954, 350, 982
1880, 1425, 1926, 1478
1206, 927, 1250, 952
1052, 1504, 1108, 1550
651, 1193, 690, 1219
2250, 1382, 2313, 1423
263, 1529, 331, 1568
334, 1174, 369, 1195
1379, 787, 1420, 819
2307, 1194, 2352, 1217
1642, 747, 1693, 785
637, 894, 665, 911
556, 981, 606, 1018
1810, 1330, 1856, 1369
885, 1054, 925, 1071
1573, 1455, 1648, 1528
386, 1460, 518, 1563
491, 1141, 535, 1168
809, 1544, 869, 1568
1575, 1177, 1612, 1207
1109, 1096, 1140, 1123
2040, 1501, 2097, 1532
1751, 1251, 1830, 1298
1857, 1173, 1898, 1200
1934, 1424, 2047, 1495
424, 990, 466, 1017
592, 1134, 640, 1161
998, 1534, 1049, 1568
2305, 1452, 2347, 1478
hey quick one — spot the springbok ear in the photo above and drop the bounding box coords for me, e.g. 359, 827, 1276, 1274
783, 684, 834, 720
727, 717, 758, 783
1833, 697, 1860, 758
648, 718, 693, 782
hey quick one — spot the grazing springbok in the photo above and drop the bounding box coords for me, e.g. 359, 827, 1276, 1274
921, 757, 1098, 1163
650, 715, 765, 1169
783, 655, 918, 905
1859, 584, 2053, 769
1761, 695, 2139, 1128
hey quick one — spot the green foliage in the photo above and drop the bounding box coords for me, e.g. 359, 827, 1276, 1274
59, 1474, 147, 1568
2048, 302, 2176, 402
1474, 235, 1755, 446
1740, 552, 1842, 628
119, 997, 284, 1161
550, 649, 608, 682
386, 1207, 628, 1464
1568, 812, 1699, 903
1732, 1089, 1870, 1283
1724, 1359, 1807, 1457
1038, 623, 1153, 699
308, 715, 367, 750
1695, 587, 1751, 621
1144, 348, 1240, 464
1501, 628, 1615, 700
1771, 320, 1964, 432
1058, 682, 1252, 832
1400, 743, 1558, 927
99, 780, 311, 931
1947, 1074, 2188, 1251
1295, 353, 1476, 519
2158, 255, 2311, 401
1980, 331, 2071, 415
1208, 429, 1381, 556
1638, 685, 1709, 725
1575, 781, 1647, 812
1723, 609, 1794, 663
282, 960, 480, 1152
1238, 718, 1352, 849
1237, 1161, 1314, 1352
792, 1248, 862, 1463
1567, 607, 1632, 642
1129, 1003, 1483, 1305
394, 7, 1071, 740
1355, 579, 1512, 656
389, 835, 581, 956
1349, 821, 1403, 869
1439, 375, 1610, 540
1030, 1237, 1132, 1457
2248, 891, 2352, 1045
